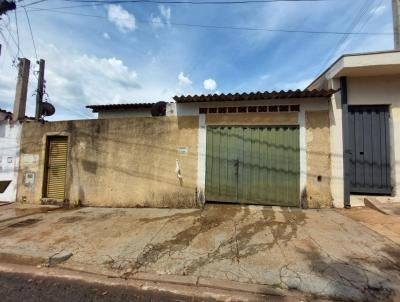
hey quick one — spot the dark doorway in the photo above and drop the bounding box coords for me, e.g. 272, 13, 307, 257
348, 106, 391, 195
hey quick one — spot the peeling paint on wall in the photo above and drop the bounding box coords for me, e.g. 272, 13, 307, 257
0, 121, 22, 203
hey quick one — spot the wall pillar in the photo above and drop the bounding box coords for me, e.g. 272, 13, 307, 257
196, 114, 206, 206
329, 79, 345, 208
299, 109, 307, 205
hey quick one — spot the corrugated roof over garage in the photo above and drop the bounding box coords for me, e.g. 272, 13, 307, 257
173, 89, 337, 103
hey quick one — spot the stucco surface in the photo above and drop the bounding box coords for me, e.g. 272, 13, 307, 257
17, 117, 199, 208
205, 112, 298, 126
0, 205, 398, 302
304, 111, 332, 208
0, 121, 22, 203
98, 109, 152, 119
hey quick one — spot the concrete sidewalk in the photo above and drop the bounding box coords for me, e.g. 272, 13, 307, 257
0, 204, 399, 301
0, 203, 59, 223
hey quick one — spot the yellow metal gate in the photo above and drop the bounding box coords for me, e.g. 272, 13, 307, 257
45, 136, 68, 200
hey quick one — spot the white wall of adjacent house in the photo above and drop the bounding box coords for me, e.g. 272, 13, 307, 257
328, 79, 345, 208
329, 74, 400, 207
347, 75, 400, 198
0, 120, 22, 203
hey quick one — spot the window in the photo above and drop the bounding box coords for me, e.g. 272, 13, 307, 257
258, 106, 268, 112
248, 106, 257, 112
279, 105, 289, 112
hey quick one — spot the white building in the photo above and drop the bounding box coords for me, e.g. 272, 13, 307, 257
0, 109, 23, 203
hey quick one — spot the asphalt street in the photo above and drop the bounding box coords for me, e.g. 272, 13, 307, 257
0, 271, 217, 302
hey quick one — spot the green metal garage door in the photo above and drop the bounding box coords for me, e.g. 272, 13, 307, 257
205, 126, 300, 206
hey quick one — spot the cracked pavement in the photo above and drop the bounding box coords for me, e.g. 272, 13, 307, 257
0, 204, 399, 301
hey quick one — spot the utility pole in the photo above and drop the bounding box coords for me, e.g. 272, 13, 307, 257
13, 58, 30, 122
35, 59, 45, 121
393, 0, 400, 49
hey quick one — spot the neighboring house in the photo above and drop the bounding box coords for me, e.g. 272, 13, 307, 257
308, 50, 400, 208
0, 108, 12, 120
0, 108, 22, 203
15, 50, 400, 209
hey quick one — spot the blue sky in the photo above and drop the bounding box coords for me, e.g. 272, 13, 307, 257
0, 0, 395, 120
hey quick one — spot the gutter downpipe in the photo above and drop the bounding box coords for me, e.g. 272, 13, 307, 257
340, 76, 351, 209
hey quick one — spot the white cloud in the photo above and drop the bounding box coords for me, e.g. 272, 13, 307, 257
107, 4, 136, 33
159, 5, 171, 24
103, 32, 110, 39
17, 45, 142, 119
203, 78, 217, 91
371, 4, 386, 16
150, 15, 164, 28
260, 74, 271, 80
178, 72, 192, 86
0, 73, 17, 106
150, 5, 171, 28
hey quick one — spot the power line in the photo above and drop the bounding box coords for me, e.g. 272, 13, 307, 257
357, 0, 385, 34
315, 0, 377, 76
13, 8, 20, 58
19, 0, 348, 10
22, 0, 49, 8
1, 18, 25, 57
26, 7, 393, 36
18, 0, 347, 11
55, 0, 341, 5
22, 6, 38, 60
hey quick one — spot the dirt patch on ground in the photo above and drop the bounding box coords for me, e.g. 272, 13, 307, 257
56, 216, 86, 224
8, 218, 42, 228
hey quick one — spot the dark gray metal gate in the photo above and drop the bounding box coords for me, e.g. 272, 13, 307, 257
348, 106, 391, 194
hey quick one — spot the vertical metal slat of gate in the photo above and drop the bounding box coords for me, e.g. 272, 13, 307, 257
348, 106, 391, 194
205, 126, 300, 206
46, 137, 68, 200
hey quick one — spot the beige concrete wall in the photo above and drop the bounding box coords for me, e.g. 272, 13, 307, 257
98, 109, 152, 119
17, 116, 199, 208
205, 112, 298, 126
304, 111, 332, 208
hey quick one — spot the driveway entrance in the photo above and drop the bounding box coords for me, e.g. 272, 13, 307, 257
205, 126, 300, 206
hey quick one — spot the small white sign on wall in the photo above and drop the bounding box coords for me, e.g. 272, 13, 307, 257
22, 154, 39, 165
24, 171, 35, 187
178, 147, 189, 155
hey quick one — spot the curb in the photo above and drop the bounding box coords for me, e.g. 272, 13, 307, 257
0, 206, 62, 224
0, 254, 305, 300
0, 252, 47, 266
57, 265, 290, 298
0, 262, 310, 302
